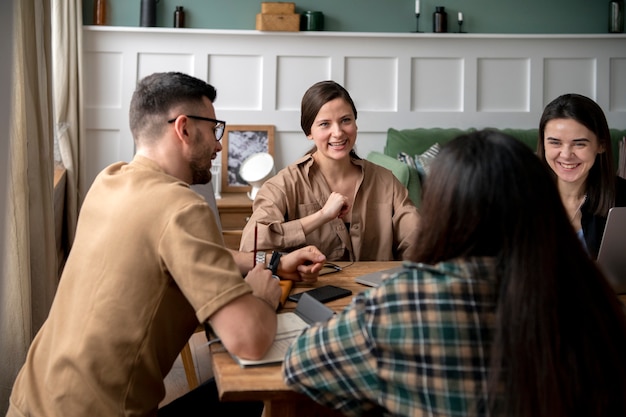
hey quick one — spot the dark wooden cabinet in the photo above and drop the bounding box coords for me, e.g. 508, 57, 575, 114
216, 193, 253, 250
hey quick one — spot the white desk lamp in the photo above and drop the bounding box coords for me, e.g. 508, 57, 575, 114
239, 152, 275, 200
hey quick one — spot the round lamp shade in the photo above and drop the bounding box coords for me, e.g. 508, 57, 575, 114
239, 152, 275, 200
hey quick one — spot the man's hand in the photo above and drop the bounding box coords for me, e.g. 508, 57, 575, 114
244, 263, 282, 310
277, 245, 326, 283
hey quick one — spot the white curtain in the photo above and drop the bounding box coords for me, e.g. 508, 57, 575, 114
0, 6, 15, 405
0, 0, 57, 413
52, 0, 83, 245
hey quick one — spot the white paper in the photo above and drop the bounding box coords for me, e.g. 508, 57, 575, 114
232, 312, 308, 367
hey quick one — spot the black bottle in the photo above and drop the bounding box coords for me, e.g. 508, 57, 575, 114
174, 6, 185, 28
433, 6, 447, 33
140, 0, 157, 27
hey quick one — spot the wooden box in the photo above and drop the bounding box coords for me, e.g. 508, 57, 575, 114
256, 13, 300, 32
261, 2, 295, 14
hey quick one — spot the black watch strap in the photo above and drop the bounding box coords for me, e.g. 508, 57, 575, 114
268, 251, 282, 276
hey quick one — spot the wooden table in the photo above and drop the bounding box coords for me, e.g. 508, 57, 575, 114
210, 261, 401, 417
210, 263, 626, 417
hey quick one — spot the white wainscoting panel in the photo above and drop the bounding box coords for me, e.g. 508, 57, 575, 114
82, 27, 626, 197
210, 55, 263, 110
276, 56, 332, 111
477, 58, 530, 112
412, 58, 464, 112
543, 58, 596, 106
345, 57, 398, 112
610, 58, 626, 111
138, 53, 194, 80
85, 130, 122, 188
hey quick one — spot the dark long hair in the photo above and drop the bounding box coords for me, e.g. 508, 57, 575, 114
416, 130, 626, 417
537, 93, 616, 216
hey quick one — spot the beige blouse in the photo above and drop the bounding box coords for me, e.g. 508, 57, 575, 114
240, 154, 420, 261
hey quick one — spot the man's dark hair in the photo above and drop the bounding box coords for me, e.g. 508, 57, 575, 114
129, 72, 217, 143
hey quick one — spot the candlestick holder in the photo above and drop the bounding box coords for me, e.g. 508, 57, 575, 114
414, 13, 422, 33
458, 19, 465, 33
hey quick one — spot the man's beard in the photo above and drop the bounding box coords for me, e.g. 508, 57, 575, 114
190, 162, 211, 185
189, 132, 213, 185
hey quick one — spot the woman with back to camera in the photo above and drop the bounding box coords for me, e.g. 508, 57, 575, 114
239, 80, 420, 261
283, 130, 626, 417
537, 93, 626, 258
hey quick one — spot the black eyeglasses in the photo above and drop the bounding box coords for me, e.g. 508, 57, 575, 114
167, 115, 226, 141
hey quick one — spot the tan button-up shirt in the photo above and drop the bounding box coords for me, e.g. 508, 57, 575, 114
8, 156, 250, 417
240, 154, 420, 261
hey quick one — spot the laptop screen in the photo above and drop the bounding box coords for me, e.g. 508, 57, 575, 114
597, 207, 626, 294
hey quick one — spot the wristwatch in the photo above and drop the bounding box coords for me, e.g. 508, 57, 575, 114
268, 251, 282, 276
255, 251, 266, 267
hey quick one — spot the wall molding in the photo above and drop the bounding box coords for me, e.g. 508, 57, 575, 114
82, 26, 626, 195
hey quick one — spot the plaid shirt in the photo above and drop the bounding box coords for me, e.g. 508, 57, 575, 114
283, 258, 499, 417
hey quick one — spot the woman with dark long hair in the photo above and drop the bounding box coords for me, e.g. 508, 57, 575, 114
537, 93, 626, 258
283, 130, 626, 417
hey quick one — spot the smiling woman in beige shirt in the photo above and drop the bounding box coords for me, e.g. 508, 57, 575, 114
240, 80, 420, 261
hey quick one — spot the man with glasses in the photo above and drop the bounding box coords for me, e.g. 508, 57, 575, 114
168, 114, 226, 138
7, 72, 326, 417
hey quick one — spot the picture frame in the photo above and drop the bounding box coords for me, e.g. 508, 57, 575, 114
221, 125, 275, 193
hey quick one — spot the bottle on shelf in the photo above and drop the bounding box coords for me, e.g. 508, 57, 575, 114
609, 0, 624, 33
433, 6, 448, 33
174, 6, 185, 28
140, 0, 157, 27
93, 0, 106, 25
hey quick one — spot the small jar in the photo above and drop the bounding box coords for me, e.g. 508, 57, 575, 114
433, 6, 447, 33
301, 11, 324, 31
174, 6, 185, 28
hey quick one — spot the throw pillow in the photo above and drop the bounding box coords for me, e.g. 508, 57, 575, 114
414, 143, 441, 178
397, 151, 417, 170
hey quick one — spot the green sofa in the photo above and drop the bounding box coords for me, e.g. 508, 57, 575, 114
367, 127, 626, 207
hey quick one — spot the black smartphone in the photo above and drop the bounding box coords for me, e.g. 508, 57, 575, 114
288, 285, 352, 303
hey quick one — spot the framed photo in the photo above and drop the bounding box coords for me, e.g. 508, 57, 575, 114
221, 125, 275, 192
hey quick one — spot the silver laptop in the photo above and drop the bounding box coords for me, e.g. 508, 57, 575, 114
355, 265, 406, 287
597, 207, 626, 294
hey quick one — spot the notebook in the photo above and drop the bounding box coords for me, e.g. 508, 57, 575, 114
597, 207, 626, 294
232, 292, 334, 367
355, 265, 406, 287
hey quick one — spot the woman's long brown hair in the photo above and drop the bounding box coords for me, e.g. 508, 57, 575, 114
415, 130, 626, 417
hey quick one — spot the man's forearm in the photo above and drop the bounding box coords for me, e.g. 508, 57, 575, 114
230, 248, 268, 275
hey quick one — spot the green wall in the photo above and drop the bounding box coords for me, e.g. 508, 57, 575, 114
84, 0, 619, 34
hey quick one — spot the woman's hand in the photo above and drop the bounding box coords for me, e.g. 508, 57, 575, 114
321, 192, 350, 221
